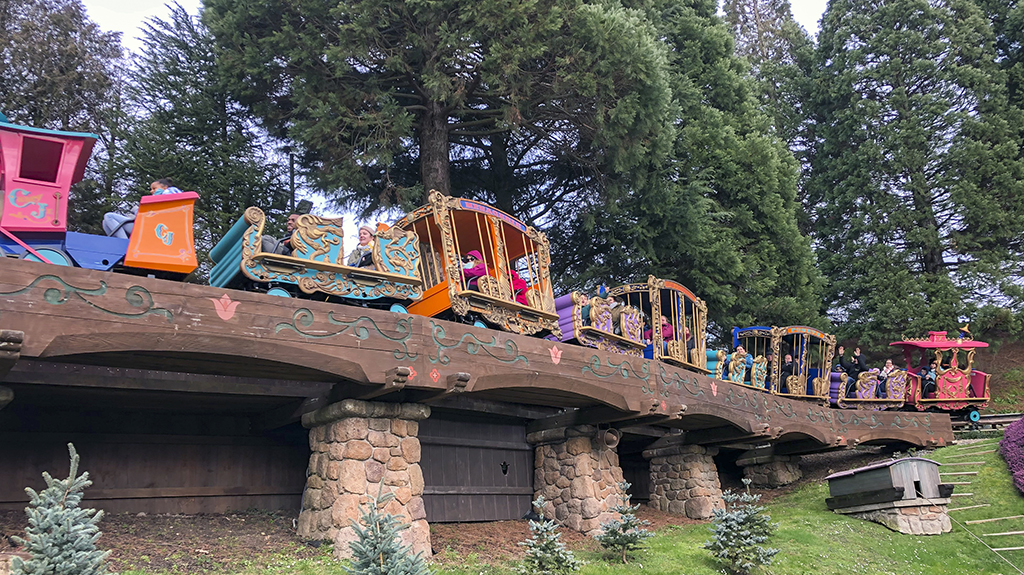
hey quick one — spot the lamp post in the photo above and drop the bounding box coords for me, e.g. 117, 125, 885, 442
283, 145, 295, 213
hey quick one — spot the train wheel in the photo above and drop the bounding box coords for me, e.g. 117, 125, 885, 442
966, 409, 981, 423
266, 287, 292, 298
21, 248, 73, 266
389, 303, 408, 314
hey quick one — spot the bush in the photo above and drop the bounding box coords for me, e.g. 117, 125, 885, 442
593, 481, 653, 563
704, 478, 779, 575
1000, 418, 1024, 494
12, 443, 110, 575
517, 496, 582, 575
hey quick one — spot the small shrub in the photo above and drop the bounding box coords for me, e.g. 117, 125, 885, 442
1000, 419, 1024, 494
704, 478, 779, 575
593, 481, 653, 563
12, 443, 110, 575
346, 483, 431, 575
517, 496, 582, 575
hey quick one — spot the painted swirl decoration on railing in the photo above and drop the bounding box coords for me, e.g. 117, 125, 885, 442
428, 321, 528, 366
275, 308, 417, 360
0, 274, 172, 322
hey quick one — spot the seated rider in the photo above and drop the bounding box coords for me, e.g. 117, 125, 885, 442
779, 353, 795, 393
729, 344, 754, 380
838, 345, 868, 398
462, 250, 529, 305
877, 358, 897, 398
643, 316, 674, 352
346, 225, 376, 268
260, 200, 313, 256
102, 178, 183, 239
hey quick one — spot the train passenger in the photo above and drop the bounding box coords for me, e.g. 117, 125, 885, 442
779, 353, 795, 393
920, 361, 938, 396
838, 346, 868, 397
877, 359, 897, 398
261, 213, 302, 255
728, 344, 754, 380
346, 225, 376, 268
102, 178, 183, 239
461, 250, 528, 305
643, 316, 674, 352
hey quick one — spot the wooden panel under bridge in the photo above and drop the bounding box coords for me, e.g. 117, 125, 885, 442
0, 259, 954, 515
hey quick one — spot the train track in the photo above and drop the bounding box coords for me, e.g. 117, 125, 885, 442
952, 412, 1024, 431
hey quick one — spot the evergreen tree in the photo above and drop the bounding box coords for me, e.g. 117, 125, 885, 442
202, 0, 675, 213
119, 3, 289, 264
517, 496, 582, 575
11, 443, 110, 575
0, 0, 126, 235
346, 485, 431, 575
593, 482, 653, 564
704, 479, 778, 575
552, 0, 824, 342
807, 0, 1024, 350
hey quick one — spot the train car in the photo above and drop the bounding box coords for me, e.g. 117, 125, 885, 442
552, 275, 708, 372
891, 330, 990, 421
0, 112, 197, 274
390, 190, 559, 337
731, 325, 836, 404
208, 207, 422, 309
831, 365, 909, 411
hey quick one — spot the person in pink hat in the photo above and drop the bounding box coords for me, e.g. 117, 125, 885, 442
461, 250, 530, 306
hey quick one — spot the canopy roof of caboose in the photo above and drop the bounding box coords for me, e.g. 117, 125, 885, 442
890, 331, 988, 350
0, 114, 98, 186
396, 196, 542, 262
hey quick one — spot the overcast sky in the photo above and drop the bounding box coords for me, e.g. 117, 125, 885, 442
84, 0, 829, 54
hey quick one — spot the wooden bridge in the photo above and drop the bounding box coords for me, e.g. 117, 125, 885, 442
0, 258, 952, 530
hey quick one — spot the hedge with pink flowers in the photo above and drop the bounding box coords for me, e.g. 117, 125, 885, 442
1000, 418, 1024, 494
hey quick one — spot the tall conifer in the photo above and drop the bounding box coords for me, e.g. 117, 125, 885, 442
807, 0, 1024, 348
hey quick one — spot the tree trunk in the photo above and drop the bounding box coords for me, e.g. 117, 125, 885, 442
419, 100, 451, 198
490, 134, 516, 215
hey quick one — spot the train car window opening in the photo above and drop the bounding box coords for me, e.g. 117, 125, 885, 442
19, 136, 64, 183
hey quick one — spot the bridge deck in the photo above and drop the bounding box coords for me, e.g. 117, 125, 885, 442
0, 258, 952, 453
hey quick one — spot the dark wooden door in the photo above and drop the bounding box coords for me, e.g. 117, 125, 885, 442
419, 417, 533, 522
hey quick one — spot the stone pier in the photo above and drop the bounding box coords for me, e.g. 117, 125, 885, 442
297, 399, 432, 559
736, 449, 802, 488
527, 425, 624, 535
643, 439, 724, 519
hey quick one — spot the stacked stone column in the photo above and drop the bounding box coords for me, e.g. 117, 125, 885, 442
527, 425, 625, 535
741, 456, 802, 488
297, 399, 431, 559
643, 441, 724, 519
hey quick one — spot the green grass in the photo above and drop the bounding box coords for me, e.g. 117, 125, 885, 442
119, 436, 1024, 575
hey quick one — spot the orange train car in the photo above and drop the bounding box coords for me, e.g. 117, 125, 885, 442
391, 190, 560, 337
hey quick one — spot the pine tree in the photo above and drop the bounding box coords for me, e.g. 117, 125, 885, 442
703, 478, 778, 575
552, 0, 825, 342
118, 3, 289, 268
203, 0, 675, 212
11, 443, 110, 575
807, 0, 1024, 350
517, 496, 582, 575
593, 482, 653, 564
346, 485, 431, 575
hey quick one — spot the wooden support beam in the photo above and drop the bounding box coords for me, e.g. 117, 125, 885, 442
425, 395, 559, 421
0, 329, 23, 381
357, 367, 410, 400
946, 482, 972, 485
5, 360, 336, 397
526, 400, 684, 435
951, 492, 974, 497
949, 504, 990, 512
991, 546, 1024, 552
420, 372, 471, 403
684, 423, 772, 446
252, 394, 330, 431
966, 515, 1024, 525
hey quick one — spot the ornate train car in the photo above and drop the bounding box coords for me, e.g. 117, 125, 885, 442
0, 113, 197, 274
552, 275, 708, 372
730, 325, 837, 404
892, 331, 990, 421
208, 207, 422, 308
391, 190, 559, 337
